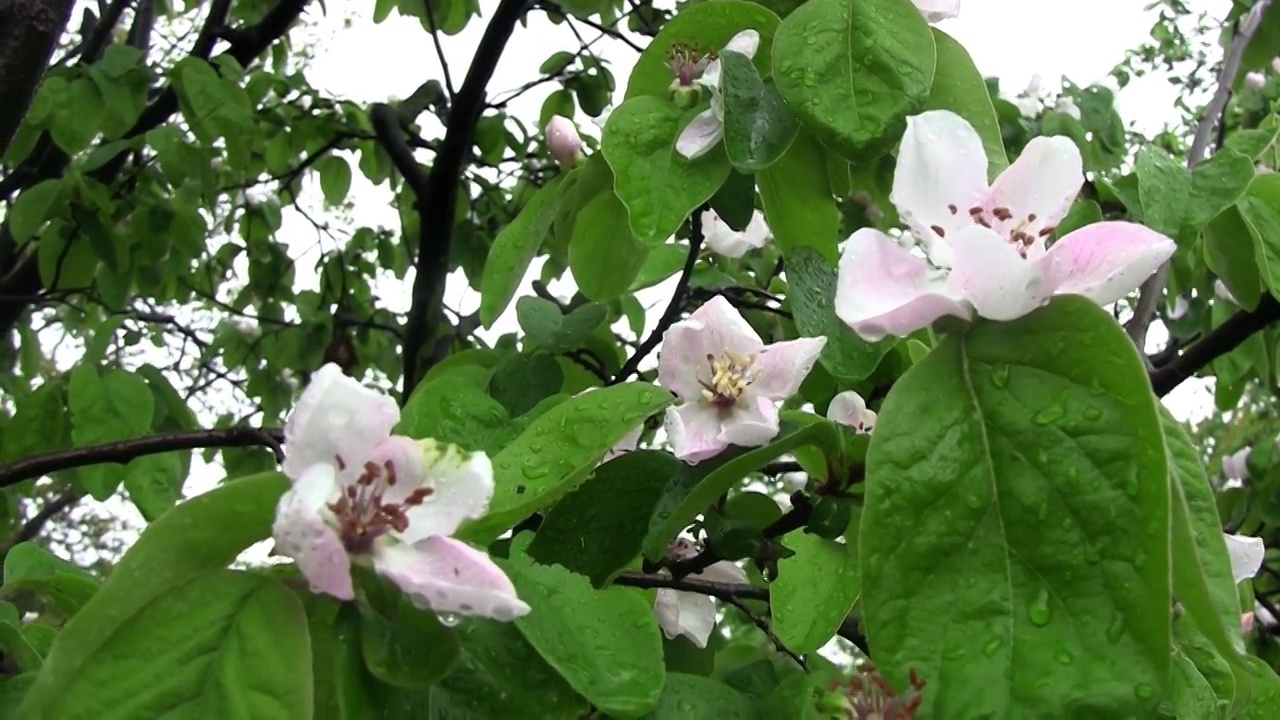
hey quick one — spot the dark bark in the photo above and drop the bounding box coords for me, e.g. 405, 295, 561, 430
0, 0, 77, 158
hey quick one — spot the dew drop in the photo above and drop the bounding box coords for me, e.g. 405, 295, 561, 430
1106, 613, 1125, 644
1027, 587, 1052, 627
522, 461, 550, 480
982, 637, 1003, 657
966, 494, 983, 509
1032, 405, 1066, 425
437, 612, 462, 627
942, 646, 966, 661
1054, 648, 1074, 666
1134, 683, 1155, 700
1083, 406, 1102, 421
990, 363, 1011, 388
1036, 503, 1049, 520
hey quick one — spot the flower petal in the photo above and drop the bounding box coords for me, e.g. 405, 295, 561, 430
1046, 221, 1176, 306
718, 394, 781, 450
665, 403, 729, 464
1223, 447, 1252, 481
676, 109, 723, 160
891, 110, 990, 244
834, 228, 972, 341
827, 390, 876, 433
658, 295, 765, 402
723, 29, 760, 59
698, 560, 748, 585
604, 424, 644, 462
374, 536, 530, 621
913, 0, 960, 22
283, 364, 399, 481
1224, 533, 1265, 584
949, 225, 1063, 321
752, 336, 827, 400
389, 439, 495, 544
986, 135, 1083, 232
272, 463, 353, 600
654, 588, 718, 648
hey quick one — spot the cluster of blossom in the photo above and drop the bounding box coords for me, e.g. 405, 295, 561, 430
1242, 55, 1280, 92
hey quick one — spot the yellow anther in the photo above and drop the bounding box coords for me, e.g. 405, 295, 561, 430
697, 351, 759, 409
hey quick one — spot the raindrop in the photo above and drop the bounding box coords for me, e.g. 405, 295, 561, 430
982, 637, 1003, 657
1083, 407, 1102, 421
990, 364, 1011, 388
942, 646, 966, 661
437, 612, 463, 627
1054, 648, 1074, 666
522, 459, 550, 479
1134, 684, 1155, 700
1032, 405, 1066, 425
966, 494, 983, 509
1027, 587, 1052, 627
1105, 613, 1125, 644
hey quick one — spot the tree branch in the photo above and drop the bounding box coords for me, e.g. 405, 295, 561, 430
0, 427, 285, 489
0, 0, 77, 158
399, 0, 533, 398
1127, 0, 1274, 353
610, 217, 706, 385
1149, 293, 1280, 396
0, 489, 84, 560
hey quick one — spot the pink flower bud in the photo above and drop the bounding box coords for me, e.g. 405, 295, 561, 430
544, 115, 582, 168
1245, 71, 1267, 91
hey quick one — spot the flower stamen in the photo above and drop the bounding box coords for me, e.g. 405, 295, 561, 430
668, 43, 713, 87
697, 350, 758, 409
328, 457, 434, 555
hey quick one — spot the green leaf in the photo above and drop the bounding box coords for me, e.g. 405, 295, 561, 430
624, 1, 781, 100
1, 381, 68, 462
48, 78, 104, 154
1238, 656, 1280, 719
650, 673, 755, 718
569, 191, 651, 301
601, 96, 731, 245
431, 619, 587, 718
1136, 146, 1192, 237
37, 228, 99, 291
458, 383, 672, 543
398, 375, 509, 452
923, 29, 1009, 177
19, 471, 290, 717
359, 588, 460, 689
785, 246, 892, 380
0, 675, 36, 717
2, 544, 100, 619
772, 0, 935, 158
480, 176, 567, 327
29, 571, 311, 719
9, 180, 62, 244
68, 367, 155, 500
1204, 206, 1264, 311
1186, 149, 1256, 229
516, 297, 607, 353
527, 450, 679, 585
860, 296, 1170, 717
0, 619, 44, 672
1236, 173, 1280, 300
643, 415, 840, 559
718, 51, 799, 172
772, 531, 859, 654
499, 552, 665, 716
488, 353, 564, 417
123, 453, 184, 521
758, 130, 838, 262
317, 155, 353, 207
630, 243, 690, 292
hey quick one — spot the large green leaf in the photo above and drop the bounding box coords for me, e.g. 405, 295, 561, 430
772, 531, 859, 654
860, 296, 1171, 717
649, 673, 755, 718
1204, 206, 1264, 312
2, 543, 100, 619
569, 191, 651, 301
718, 51, 799, 172
28, 571, 310, 719
923, 28, 1008, 177
772, 0, 935, 159
499, 551, 664, 717
785, 246, 892, 380
758, 131, 838, 263
68, 366, 155, 500
20, 472, 290, 717
458, 383, 672, 543
601, 96, 731, 245
397, 375, 509, 452
1236, 172, 1280, 300
480, 176, 567, 327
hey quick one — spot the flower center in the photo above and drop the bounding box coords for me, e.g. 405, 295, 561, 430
697, 351, 757, 409
668, 43, 713, 87
932, 204, 1058, 259
327, 456, 433, 555
830, 662, 926, 720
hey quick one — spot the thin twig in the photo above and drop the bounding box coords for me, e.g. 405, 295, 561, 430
1149, 293, 1280, 396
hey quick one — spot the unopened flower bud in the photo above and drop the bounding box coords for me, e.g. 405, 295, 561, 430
544, 115, 583, 168
1245, 71, 1267, 91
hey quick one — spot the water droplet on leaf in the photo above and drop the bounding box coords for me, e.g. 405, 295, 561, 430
1106, 613, 1125, 644
1135, 683, 1155, 700
437, 612, 462, 627
982, 637, 1003, 657
1083, 407, 1102, 421
1027, 588, 1052, 626
1054, 648, 1074, 666
1033, 405, 1065, 425
990, 364, 1010, 388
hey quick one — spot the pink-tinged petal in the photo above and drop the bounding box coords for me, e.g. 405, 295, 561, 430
283, 363, 399, 481
702, 208, 770, 258
1223, 447, 1252, 481
698, 560, 748, 585
604, 425, 644, 462
827, 390, 876, 433
834, 228, 972, 341
1242, 612, 1256, 634
545, 115, 583, 168
722, 29, 760, 60
654, 587, 718, 648
659, 295, 765, 402
1224, 533, 1265, 584
676, 109, 723, 160
949, 225, 1063, 321
389, 439, 495, 544
891, 110, 990, 244
1046, 221, 1176, 306
374, 536, 530, 621
665, 403, 730, 464
1214, 279, 1238, 304
913, 0, 959, 22
986, 135, 1083, 231
753, 337, 827, 400
272, 463, 353, 600
719, 395, 781, 450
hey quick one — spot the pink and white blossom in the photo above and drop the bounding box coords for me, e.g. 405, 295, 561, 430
273, 364, 530, 621
659, 295, 826, 463
675, 30, 760, 160
653, 538, 748, 647
545, 115, 583, 168
1225, 532, 1265, 584
827, 391, 876, 434
702, 207, 771, 258
1245, 71, 1267, 91
1223, 446, 1252, 481
835, 110, 1175, 341
913, 0, 959, 23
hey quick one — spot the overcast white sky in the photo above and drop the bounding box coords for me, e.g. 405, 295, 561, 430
73, 0, 1232, 543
